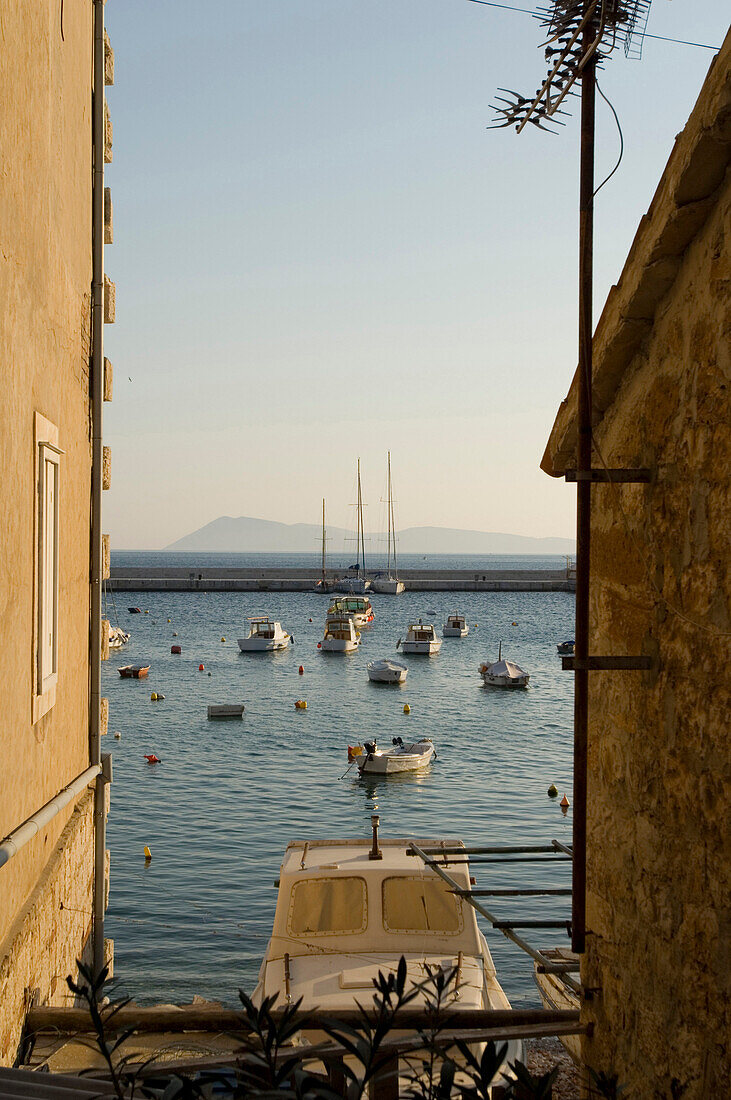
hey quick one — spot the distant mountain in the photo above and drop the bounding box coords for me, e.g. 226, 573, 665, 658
165, 516, 575, 555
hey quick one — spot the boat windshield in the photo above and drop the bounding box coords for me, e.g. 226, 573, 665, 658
382, 876, 463, 934
253, 624, 275, 637
288, 877, 367, 936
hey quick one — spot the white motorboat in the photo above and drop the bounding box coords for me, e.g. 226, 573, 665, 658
397, 621, 442, 656
237, 617, 292, 652
252, 825, 522, 1093
109, 625, 130, 649
320, 614, 360, 653
443, 612, 469, 638
334, 575, 371, 594
328, 595, 374, 627
479, 643, 529, 687
370, 451, 405, 595
349, 737, 434, 774
367, 658, 408, 684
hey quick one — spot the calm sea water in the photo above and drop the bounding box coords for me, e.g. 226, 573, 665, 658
111, 551, 572, 572
104, 568, 575, 1010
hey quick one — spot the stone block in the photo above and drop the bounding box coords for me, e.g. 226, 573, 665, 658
104, 30, 114, 86
103, 357, 113, 401
102, 446, 111, 490
104, 100, 112, 163
101, 620, 110, 662
103, 276, 115, 323
102, 534, 110, 579
104, 187, 113, 244
100, 697, 108, 737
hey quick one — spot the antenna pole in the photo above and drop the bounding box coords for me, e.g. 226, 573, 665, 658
572, 12, 596, 955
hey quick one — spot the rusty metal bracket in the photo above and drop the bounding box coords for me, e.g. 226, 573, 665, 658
562, 655, 653, 671
565, 468, 652, 482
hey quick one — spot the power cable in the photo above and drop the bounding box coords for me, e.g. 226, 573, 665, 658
593, 76, 623, 198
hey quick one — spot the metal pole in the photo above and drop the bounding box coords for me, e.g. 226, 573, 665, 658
91, 0, 107, 981
572, 13, 596, 955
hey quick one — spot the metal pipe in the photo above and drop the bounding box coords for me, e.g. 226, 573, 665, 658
91, 0, 107, 980
572, 11, 596, 956
0, 765, 101, 869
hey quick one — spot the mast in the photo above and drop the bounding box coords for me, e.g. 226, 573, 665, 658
386, 452, 392, 577
357, 458, 366, 576
389, 452, 398, 579
321, 498, 326, 582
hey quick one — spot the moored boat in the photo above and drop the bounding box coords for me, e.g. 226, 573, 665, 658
109, 625, 130, 648
118, 664, 150, 679
443, 612, 468, 638
479, 643, 529, 687
349, 736, 434, 774
237, 617, 292, 652
557, 639, 575, 655
320, 614, 360, 653
370, 451, 405, 594
397, 620, 442, 655
367, 658, 408, 684
328, 594, 374, 627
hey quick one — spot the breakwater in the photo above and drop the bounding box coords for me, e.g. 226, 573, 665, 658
109, 566, 575, 592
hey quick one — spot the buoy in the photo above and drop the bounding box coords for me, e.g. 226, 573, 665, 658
199, 663, 205, 671
548, 784, 558, 798
208, 671, 211, 676
171, 645, 182, 654
560, 793, 570, 809
295, 699, 307, 710
172, 631, 178, 637
144, 610, 149, 614
221, 636, 226, 642
512, 621, 517, 626
167, 618, 171, 623
144, 754, 161, 764
298, 665, 304, 675
113, 731, 121, 740
317, 642, 322, 649
309, 618, 313, 623
403, 703, 411, 714
144, 846, 152, 861
150, 692, 157, 701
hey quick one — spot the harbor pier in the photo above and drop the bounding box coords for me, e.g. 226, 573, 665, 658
109, 566, 575, 593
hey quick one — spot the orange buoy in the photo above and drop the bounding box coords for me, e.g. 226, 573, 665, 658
309, 617, 313, 622
198, 663, 205, 671
298, 665, 304, 675
317, 642, 322, 649
560, 793, 570, 809
144, 754, 161, 764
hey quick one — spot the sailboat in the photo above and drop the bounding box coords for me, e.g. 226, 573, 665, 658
313, 498, 340, 594
335, 459, 370, 594
371, 452, 405, 594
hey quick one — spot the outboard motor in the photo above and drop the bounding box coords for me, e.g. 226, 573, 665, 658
392, 737, 404, 748
364, 740, 377, 756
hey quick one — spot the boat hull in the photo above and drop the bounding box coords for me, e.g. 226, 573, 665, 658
367, 661, 408, 684
401, 641, 441, 655
443, 626, 468, 637
358, 742, 434, 774
237, 637, 290, 652
481, 673, 529, 687
371, 579, 405, 594
118, 665, 150, 679
321, 638, 359, 653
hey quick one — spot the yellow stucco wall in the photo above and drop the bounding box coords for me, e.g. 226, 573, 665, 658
0, 0, 99, 1060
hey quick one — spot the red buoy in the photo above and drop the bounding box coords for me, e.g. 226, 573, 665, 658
317, 642, 321, 649
198, 663, 205, 671
144, 754, 161, 764
299, 665, 304, 675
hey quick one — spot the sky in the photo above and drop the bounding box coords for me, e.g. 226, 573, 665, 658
102, 2, 729, 549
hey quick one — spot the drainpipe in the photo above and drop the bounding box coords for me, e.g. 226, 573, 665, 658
91, 0, 107, 981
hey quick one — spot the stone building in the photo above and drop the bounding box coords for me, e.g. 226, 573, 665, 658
542, 27, 730, 1100
0, 0, 115, 1064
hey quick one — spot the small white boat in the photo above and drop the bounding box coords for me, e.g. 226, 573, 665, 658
397, 621, 442, 656
237, 617, 292, 652
370, 576, 405, 594
320, 614, 360, 653
109, 625, 130, 648
252, 826, 522, 1093
334, 575, 371, 594
370, 452, 405, 594
557, 639, 575, 655
367, 658, 408, 684
328, 595, 374, 628
443, 612, 468, 638
479, 644, 529, 687
350, 737, 434, 774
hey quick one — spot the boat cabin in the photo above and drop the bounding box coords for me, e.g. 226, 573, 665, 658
329, 596, 372, 616
255, 838, 489, 1011
407, 623, 437, 643
248, 617, 281, 640
446, 614, 466, 630
324, 616, 358, 641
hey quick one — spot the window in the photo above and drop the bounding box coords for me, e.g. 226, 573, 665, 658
33, 413, 62, 721
288, 876, 367, 936
382, 876, 463, 934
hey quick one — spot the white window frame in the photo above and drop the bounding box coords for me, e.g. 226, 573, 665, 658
33, 413, 63, 722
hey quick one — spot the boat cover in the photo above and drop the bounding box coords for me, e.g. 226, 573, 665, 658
486, 659, 526, 677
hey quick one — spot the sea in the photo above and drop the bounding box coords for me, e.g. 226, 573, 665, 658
104, 553, 575, 1010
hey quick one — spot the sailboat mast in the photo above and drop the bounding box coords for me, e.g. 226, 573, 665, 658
357, 458, 366, 575
390, 455, 397, 577
321, 498, 326, 582
386, 452, 392, 577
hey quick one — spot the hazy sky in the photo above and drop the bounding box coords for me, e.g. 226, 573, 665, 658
102, 2, 728, 549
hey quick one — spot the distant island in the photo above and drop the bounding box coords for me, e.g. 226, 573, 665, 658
165, 516, 575, 555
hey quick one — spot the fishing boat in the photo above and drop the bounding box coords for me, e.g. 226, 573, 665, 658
237, 617, 292, 652
127, 606, 142, 614
349, 737, 434, 774
479, 643, 529, 687
397, 621, 442, 655
320, 614, 360, 653
251, 821, 522, 1093
109, 625, 130, 649
443, 612, 468, 638
367, 658, 408, 684
371, 452, 405, 594
335, 458, 371, 593
328, 594, 374, 628
117, 665, 150, 679
557, 639, 575, 655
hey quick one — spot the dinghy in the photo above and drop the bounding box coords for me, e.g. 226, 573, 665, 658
118, 664, 150, 679
349, 737, 435, 775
